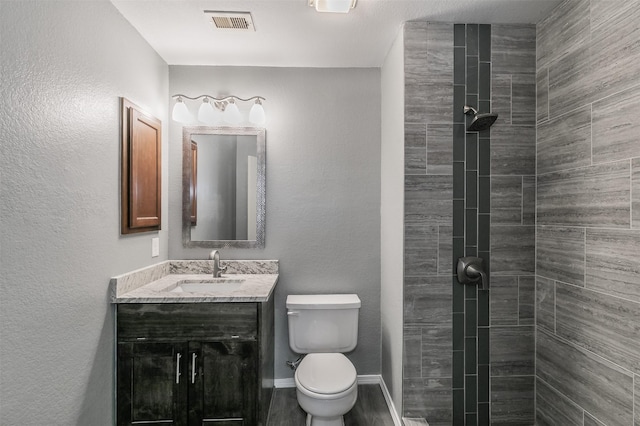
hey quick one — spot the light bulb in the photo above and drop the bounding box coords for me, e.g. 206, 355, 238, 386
198, 98, 217, 125
172, 98, 192, 123
249, 100, 266, 125
223, 99, 242, 125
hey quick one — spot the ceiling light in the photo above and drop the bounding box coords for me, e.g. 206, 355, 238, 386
309, 0, 357, 13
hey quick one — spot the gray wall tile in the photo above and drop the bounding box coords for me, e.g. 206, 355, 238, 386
537, 105, 591, 175
490, 326, 534, 376
490, 376, 535, 426
537, 161, 631, 228
536, 225, 585, 286
490, 276, 518, 325
535, 378, 582, 426
635, 375, 640, 426
511, 73, 536, 125
536, 68, 549, 122
427, 124, 453, 175
491, 225, 535, 275
405, 122, 426, 174
404, 327, 422, 378
590, 3, 640, 103
633, 158, 640, 228
404, 224, 439, 276
492, 74, 512, 126
403, 378, 452, 424
536, 277, 555, 333
584, 413, 606, 426
437, 225, 452, 275
405, 175, 453, 225
591, 0, 640, 31
556, 282, 640, 375
536, 329, 634, 426
592, 85, 640, 164
522, 176, 535, 225
586, 228, 640, 303
422, 324, 452, 378
404, 276, 452, 325
491, 125, 536, 175
492, 25, 536, 75
536, 0, 590, 69
518, 276, 534, 325
548, 42, 592, 120
491, 176, 522, 225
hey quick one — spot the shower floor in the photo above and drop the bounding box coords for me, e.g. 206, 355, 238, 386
266, 384, 396, 426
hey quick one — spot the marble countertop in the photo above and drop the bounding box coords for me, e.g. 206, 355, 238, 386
111, 260, 279, 304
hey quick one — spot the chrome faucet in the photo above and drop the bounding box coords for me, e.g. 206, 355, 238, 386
208, 250, 227, 278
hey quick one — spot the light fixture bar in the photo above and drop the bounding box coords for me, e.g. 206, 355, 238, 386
172, 94, 265, 103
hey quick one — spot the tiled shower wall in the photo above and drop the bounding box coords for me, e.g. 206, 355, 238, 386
535, 1, 640, 425
402, 21, 536, 425
403, 21, 454, 426
488, 24, 537, 425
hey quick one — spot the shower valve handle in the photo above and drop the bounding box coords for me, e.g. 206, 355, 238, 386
457, 257, 489, 290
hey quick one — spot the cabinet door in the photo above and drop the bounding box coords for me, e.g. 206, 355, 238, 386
188, 341, 257, 426
117, 342, 188, 426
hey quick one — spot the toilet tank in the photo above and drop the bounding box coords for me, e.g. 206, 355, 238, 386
286, 294, 361, 353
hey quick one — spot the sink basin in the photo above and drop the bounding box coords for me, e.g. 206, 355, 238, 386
169, 278, 244, 293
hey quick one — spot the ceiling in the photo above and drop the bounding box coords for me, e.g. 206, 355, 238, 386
111, 0, 562, 68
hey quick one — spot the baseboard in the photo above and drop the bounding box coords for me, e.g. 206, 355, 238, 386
275, 374, 403, 426
274, 377, 295, 388
378, 376, 403, 426
402, 418, 429, 426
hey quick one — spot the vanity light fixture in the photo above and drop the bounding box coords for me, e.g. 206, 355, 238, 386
309, 0, 357, 13
171, 94, 266, 125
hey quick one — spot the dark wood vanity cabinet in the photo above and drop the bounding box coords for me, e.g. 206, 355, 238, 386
116, 299, 273, 426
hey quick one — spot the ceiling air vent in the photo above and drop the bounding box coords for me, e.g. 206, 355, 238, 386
204, 11, 255, 31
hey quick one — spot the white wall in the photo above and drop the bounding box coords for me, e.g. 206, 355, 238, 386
168, 66, 382, 379
0, 2, 168, 424
380, 27, 405, 412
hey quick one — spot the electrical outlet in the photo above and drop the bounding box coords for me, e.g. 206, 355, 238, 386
151, 237, 159, 257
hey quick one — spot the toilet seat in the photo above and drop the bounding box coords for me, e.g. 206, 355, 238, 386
295, 353, 357, 397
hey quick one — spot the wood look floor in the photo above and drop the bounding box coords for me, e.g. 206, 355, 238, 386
266, 384, 396, 426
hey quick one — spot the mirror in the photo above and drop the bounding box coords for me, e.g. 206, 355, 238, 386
182, 126, 265, 248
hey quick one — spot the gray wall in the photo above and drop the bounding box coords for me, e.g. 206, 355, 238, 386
0, 1, 169, 424
535, 1, 640, 425
380, 26, 405, 415
168, 66, 382, 380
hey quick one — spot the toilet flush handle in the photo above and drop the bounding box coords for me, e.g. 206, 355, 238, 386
287, 311, 299, 316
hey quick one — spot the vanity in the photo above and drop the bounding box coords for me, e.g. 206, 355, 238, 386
111, 260, 278, 426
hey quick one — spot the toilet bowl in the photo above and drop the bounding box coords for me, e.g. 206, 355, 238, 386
294, 353, 358, 426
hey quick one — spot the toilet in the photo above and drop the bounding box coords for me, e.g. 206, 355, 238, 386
286, 294, 361, 426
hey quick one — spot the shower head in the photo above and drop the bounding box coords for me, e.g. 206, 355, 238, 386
464, 105, 498, 132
